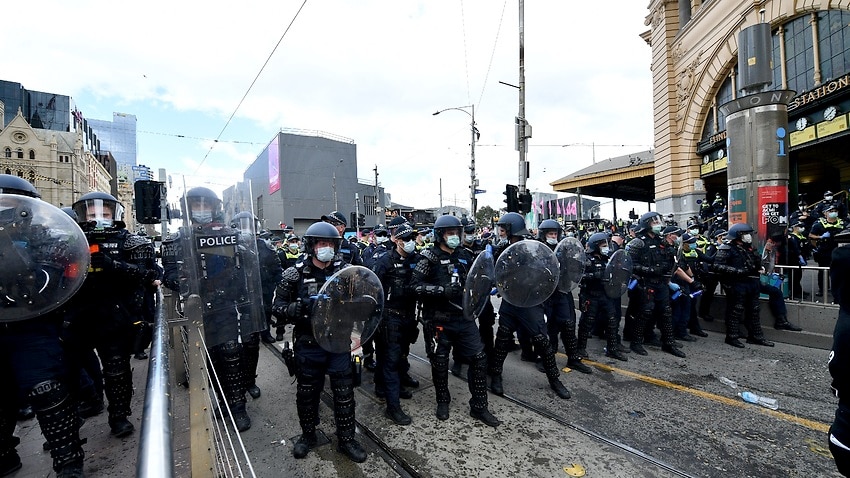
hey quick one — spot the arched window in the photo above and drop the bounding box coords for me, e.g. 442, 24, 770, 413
28, 150, 35, 160
15, 148, 23, 159
3, 148, 10, 158
817, 10, 850, 83
4, 168, 10, 175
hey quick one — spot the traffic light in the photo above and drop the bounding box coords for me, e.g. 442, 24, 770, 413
518, 192, 532, 215
350, 212, 357, 227
503, 184, 519, 212
358, 213, 365, 227
134, 180, 164, 224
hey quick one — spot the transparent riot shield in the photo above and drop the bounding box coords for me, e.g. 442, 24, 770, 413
463, 250, 495, 321
177, 182, 265, 347
0, 194, 89, 321
604, 249, 633, 299
495, 240, 559, 307
312, 265, 384, 353
554, 237, 587, 293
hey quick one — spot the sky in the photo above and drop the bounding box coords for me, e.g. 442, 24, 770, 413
6, 1, 655, 219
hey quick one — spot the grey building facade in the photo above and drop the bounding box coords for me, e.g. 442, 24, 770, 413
244, 131, 385, 235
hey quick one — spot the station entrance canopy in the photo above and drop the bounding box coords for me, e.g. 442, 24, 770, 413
549, 150, 655, 203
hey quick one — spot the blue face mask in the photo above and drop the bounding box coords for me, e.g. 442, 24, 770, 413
403, 240, 416, 253
316, 246, 335, 262
192, 210, 213, 224
445, 235, 461, 249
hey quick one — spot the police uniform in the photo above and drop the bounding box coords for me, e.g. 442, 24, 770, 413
271, 222, 368, 463
811, 212, 845, 297
579, 233, 628, 362
411, 215, 501, 426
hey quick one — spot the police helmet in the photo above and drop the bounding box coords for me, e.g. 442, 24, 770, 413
638, 211, 664, 233
433, 215, 463, 244
388, 215, 407, 232
460, 216, 476, 235
286, 233, 300, 242
321, 211, 347, 227
60, 206, 78, 221
726, 223, 754, 240
496, 212, 529, 238
184, 187, 222, 224
586, 232, 610, 253
537, 219, 562, 241
0, 174, 40, 198
713, 229, 727, 240
72, 191, 124, 228
303, 221, 342, 255
373, 224, 388, 237
230, 211, 259, 233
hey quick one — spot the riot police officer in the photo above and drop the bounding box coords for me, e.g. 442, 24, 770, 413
626, 212, 686, 357
579, 232, 628, 362
538, 220, 592, 371
372, 223, 421, 425
322, 211, 362, 266
71, 191, 161, 440
487, 213, 572, 399
272, 221, 368, 462
231, 211, 283, 397
411, 215, 501, 426
712, 223, 774, 348
162, 187, 259, 432
0, 175, 87, 476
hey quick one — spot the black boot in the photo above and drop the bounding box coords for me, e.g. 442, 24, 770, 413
774, 317, 802, 332
606, 347, 628, 361
260, 330, 276, 344
470, 408, 501, 427
549, 378, 571, 399
293, 431, 317, 459
363, 353, 376, 371
689, 327, 709, 337
385, 406, 412, 426
400, 371, 420, 388
747, 337, 775, 347
109, 416, 134, 438
725, 337, 745, 348
436, 403, 449, 421
662, 345, 686, 358
567, 358, 592, 374
489, 374, 504, 396
337, 439, 367, 463
630, 342, 648, 356
247, 385, 261, 399
230, 402, 251, 432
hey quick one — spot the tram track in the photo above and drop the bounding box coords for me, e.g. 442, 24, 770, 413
263, 340, 697, 477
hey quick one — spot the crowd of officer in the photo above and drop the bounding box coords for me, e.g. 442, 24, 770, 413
4, 172, 840, 473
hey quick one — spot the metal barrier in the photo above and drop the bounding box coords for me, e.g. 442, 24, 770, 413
136, 288, 174, 478
771, 265, 836, 305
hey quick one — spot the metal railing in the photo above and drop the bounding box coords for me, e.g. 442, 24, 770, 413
771, 265, 836, 305
136, 288, 174, 478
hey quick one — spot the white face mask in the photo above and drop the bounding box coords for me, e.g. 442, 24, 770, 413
288, 243, 299, 253
826, 196, 834, 201
403, 240, 416, 253
689, 228, 699, 235
377, 236, 389, 244
652, 224, 663, 234
191, 210, 213, 224
600, 246, 610, 255
829, 212, 839, 219
741, 234, 753, 244
315, 246, 335, 262
546, 237, 558, 246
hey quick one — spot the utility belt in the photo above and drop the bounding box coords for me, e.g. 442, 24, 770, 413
422, 309, 462, 322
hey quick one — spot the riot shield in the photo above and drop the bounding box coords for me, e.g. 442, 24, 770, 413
495, 240, 559, 307
0, 194, 89, 321
312, 265, 384, 353
178, 182, 266, 347
554, 237, 587, 293
603, 249, 633, 299
463, 250, 495, 321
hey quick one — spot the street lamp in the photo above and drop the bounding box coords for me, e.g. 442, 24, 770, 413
433, 105, 480, 216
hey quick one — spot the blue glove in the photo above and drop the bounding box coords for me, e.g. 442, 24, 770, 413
822, 231, 831, 239
799, 255, 807, 266
669, 282, 681, 292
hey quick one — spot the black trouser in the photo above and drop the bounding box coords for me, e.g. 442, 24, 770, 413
723, 279, 765, 340
375, 309, 406, 408
632, 281, 674, 347
544, 291, 578, 357
424, 314, 489, 411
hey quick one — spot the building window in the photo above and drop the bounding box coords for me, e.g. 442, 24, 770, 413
817, 10, 850, 83
3, 148, 10, 158
364, 195, 377, 216
15, 148, 23, 159
4, 169, 9, 175
778, 15, 815, 94
28, 150, 35, 160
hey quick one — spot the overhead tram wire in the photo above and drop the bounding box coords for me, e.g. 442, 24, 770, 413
193, 0, 309, 175
476, 0, 508, 108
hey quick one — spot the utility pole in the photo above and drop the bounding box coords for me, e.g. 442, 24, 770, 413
373, 165, 384, 226
439, 178, 443, 209
517, 0, 529, 196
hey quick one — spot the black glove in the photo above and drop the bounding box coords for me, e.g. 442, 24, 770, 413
90, 252, 114, 269
691, 281, 704, 292
286, 300, 304, 319
444, 282, 462, 299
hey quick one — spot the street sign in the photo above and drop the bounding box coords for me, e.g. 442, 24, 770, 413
474, 189, 486, 194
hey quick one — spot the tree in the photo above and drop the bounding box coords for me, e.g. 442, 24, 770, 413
475, 205, 498, 228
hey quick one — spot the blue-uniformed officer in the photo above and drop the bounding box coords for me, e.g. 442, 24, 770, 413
272, 222, 368, 462
411, 215, 501, 426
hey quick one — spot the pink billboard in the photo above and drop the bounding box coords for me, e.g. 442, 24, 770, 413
268, 136, 280, 194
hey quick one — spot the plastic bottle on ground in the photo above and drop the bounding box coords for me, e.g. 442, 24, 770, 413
738, 391, 779, 410
719, 377, 737, 389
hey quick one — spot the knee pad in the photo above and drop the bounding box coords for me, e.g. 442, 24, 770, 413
431, 354, 449, 372
217, 340, 242, 361
470, 351, 487, 372
28, 380, 67, 411
101, 355, 128, 377
495, 325, 513, 342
